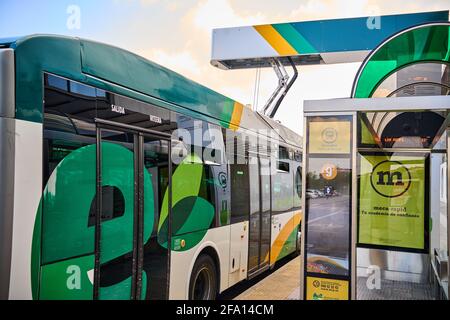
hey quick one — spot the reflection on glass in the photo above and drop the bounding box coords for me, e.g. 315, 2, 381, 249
142, 136, 170, 300
360, 111, 445, 149
99, 130, 135, 300
260, 158, 271, 267
372, 62, 450, 98
248, 157, 260, 272
306, 157, 351, 276
294, 165, 302, 208
354, 24, 450, 98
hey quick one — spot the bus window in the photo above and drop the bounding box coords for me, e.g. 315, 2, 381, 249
294, 165, 302, 208
40, 75, 97, 299
142, 136, 170, 300
230, 163, 250, 223
277, 146, 290, 172
228, 130, 250, 224
170, 112, 220, 228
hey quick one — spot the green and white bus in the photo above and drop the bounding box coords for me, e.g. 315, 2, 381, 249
0, 35, 302, 300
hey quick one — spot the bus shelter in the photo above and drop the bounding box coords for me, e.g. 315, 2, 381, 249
301, 22, 450, 300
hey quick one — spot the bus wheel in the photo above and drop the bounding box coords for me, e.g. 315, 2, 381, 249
189, 254, 217, 300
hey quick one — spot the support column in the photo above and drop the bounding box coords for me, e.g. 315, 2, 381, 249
447, 128, 450, 299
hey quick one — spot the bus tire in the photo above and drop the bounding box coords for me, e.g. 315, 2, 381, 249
189, 254, 218, 300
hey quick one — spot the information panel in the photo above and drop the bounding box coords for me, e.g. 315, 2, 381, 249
358, 154, 427, 251
306, 277, 349, 300
309, 121, 351, 154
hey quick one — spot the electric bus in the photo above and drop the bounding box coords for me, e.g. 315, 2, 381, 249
0, 35, 302, 300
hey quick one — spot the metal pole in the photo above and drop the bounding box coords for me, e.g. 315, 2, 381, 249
351, 112, 358, 300
299, 115, 308, 300
93, 127, 102, 300
447, 128, 450, 300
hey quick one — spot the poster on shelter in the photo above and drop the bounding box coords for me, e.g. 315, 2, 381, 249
306, 276, 349, 300
309, 121, 351, 154
358, 154, 426, 250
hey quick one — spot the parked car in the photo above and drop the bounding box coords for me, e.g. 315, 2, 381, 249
306, 189, 319, 199
315, 190, 325, 197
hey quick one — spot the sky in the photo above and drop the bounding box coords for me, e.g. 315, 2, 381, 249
1, 0, 449, 134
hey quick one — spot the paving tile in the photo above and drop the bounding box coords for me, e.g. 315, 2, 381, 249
234, 256, 301, 300
357, 277, 434, 300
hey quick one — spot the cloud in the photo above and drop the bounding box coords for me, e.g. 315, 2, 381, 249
166, 2, 179, 12
114, 0, 160, 6
286, 0, 331, 21
190, 0, 265, 32
135, 0, 267, 104
286, 0, 450, 23
285, 0, 371, 21
139, 0, 159, 5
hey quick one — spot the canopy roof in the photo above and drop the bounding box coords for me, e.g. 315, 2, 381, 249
211, 11, 448, 70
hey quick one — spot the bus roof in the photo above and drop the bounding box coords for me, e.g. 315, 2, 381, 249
2, 34, 301, 147
0, 36, 223, 126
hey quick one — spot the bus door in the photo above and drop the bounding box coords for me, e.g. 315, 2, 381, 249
259, 156, 271, 270
248, 156, 271, 277
94, 120, 171, 300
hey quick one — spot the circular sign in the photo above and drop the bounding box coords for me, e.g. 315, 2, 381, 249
218, 172, 227, 188
321, 127, 338, 144
321, 163, 337, 180
370, 160, 411, 198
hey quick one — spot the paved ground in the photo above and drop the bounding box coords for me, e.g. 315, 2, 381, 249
357, 277, 434, 300
307, 196, 350, 260
233, 256, 301, 300
224, 255, 434, 300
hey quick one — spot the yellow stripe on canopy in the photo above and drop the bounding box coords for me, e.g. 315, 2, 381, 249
254, 24, 298, 56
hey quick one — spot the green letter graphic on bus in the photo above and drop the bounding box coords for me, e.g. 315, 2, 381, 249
157, 153, 215, 251
32, 143, 153, 299
32, 144, 214, 299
